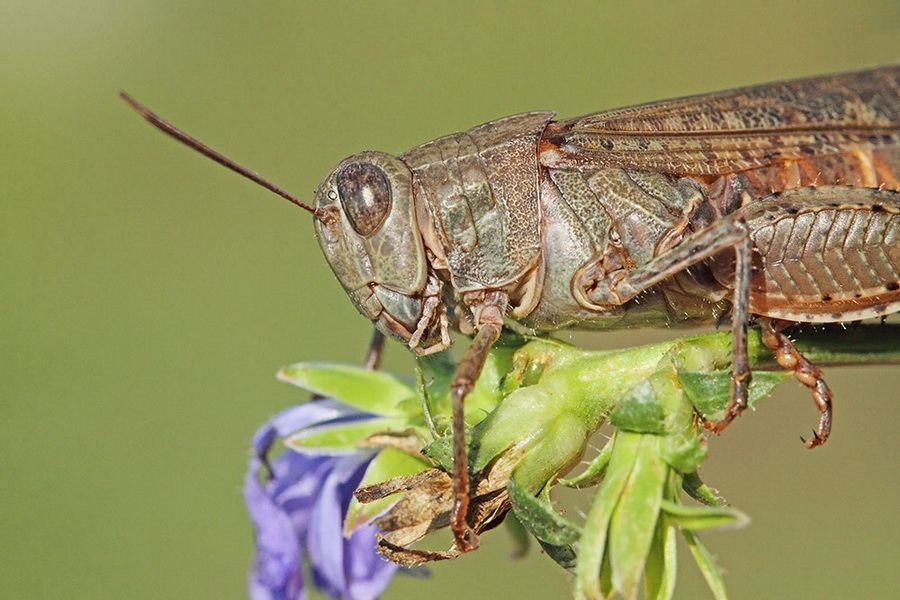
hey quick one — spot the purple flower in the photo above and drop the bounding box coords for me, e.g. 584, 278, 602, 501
244, 399, 399, 600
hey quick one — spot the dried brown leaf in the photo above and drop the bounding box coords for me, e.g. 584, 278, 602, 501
354, 449, 523, 565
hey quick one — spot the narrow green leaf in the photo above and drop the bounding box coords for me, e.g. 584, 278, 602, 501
528, 488, 580, 572
285, 418, 404, 452
559, 440, 613, 489
538, 538, 579, 573
508, 478, 581, 546
608, 435, 666, 599
682, 471, 725, 506
661, 499, 749, 531
504, 512, 531, 560
683, 529, 729, 600
277, 363, 415, 416
644, 520, 677, 600
575, 431, 640, 600
600, 551, 614, 599
680, 369, 787, 418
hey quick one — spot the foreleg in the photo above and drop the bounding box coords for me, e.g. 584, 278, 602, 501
449, 294, 505, 552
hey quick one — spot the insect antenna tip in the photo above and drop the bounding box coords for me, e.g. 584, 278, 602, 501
119, 91, 322, 216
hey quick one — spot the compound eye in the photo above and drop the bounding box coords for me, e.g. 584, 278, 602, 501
335, 162, 392, 237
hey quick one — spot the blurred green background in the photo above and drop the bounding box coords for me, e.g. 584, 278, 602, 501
3, 1, 898, 598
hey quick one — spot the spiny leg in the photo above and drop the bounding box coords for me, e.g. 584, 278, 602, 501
760, 319, 833, 448
601, 214, 748, 304
449, 305, 504, 552
706, 222, 753, 433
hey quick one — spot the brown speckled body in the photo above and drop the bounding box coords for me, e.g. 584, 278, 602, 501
514, 66, 900, 334
317, 67, 899, 349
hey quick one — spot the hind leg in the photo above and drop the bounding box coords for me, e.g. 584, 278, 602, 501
760, 319, 833, 448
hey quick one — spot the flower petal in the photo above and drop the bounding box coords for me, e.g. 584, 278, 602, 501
247, 399, 402, 600
307, 453, 374, 597
245, 453, 304, 600
345, 522, 399, 600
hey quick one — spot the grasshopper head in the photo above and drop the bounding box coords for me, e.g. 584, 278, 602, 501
314, 151, 445, 353
117, 94, 446, 353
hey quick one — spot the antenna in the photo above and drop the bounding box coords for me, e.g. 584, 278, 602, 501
120, 92, 322, 216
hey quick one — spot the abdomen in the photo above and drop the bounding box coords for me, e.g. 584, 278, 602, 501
740, 187, 900, 322
704, 145, 900, 322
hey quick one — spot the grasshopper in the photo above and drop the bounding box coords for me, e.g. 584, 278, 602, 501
123, 65, 900, 552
